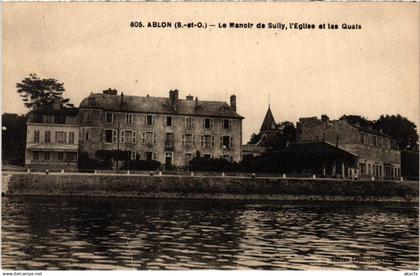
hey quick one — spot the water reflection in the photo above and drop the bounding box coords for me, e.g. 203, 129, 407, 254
2, 197, 418, 270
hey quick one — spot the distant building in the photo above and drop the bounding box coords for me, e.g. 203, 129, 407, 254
25, 107, 79, 171
254, 106, 283, 147
296, 117, 401, 179
78, 89, 244, 168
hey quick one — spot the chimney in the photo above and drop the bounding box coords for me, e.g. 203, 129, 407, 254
186, 95, 194, 100
195, 97, 199, 109
230, 94, 237, 112
120, 92, 124, 105
169, 89, 179, 108
103, 88, 118, 95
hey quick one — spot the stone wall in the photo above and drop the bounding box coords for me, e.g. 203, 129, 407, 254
3, 173, 418, 203
79, 109, 243, 167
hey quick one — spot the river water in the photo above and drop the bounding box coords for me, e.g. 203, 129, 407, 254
1, 196, 418, 270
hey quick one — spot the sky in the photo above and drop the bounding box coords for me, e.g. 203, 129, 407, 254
3, 2, 419, 143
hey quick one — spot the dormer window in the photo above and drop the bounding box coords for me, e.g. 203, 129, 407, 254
125, 114, 133, 124
223, 119, 232, 129
166, 116, 173, 126
204, 118, 213, 129
105, 112, 113, 123
88, 97, 96, 106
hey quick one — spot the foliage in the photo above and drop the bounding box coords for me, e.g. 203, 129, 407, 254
95, 150, 131, 162
248, 133, 262, 144
401, 150, 419, 180
122, 160, 161, 171
339, 114, 372, 127
247, 121, 296, 149
1, 113, 27, 166
78, 152, 112, 170
373, 115, 418, 150
189, 157, 238, 172
321, 114, 330, 122
16, 74, 73, 110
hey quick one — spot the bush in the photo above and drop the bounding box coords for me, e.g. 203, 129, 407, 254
78, 152, 112, 170
189, 157, 237, 172
122, 159, 161, 171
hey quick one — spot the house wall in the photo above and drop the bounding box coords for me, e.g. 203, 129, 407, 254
297, 118, 401, 179
79, 108, 243, 167
25, 123, 79, 171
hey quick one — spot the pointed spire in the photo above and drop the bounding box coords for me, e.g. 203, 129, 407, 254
260, 105, 277, 132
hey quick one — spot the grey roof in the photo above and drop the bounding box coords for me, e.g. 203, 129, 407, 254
260, 106, 277, 132
79, 93, 244, 119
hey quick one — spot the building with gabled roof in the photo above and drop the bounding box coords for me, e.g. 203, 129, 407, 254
25, 107, 79, 171
78, 89, 244, 168
296, 116, 401, 179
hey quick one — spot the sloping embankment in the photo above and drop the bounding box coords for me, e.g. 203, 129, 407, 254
2, 173, 418, 203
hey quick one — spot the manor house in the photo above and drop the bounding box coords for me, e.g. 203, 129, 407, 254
78, 89, 244, 168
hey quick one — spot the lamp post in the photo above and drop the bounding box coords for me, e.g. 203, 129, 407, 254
116, 122, 120, 172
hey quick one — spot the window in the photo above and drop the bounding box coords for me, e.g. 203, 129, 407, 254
221, 136, 232, 149
69, 132, 75, 144
105, 112, 113, 123
132, 131, 136, 144
125, 114, 133, 124
45, 151, 51, 161
66, 116, 78, 125
42, 115, 54, 124
143, 132, 156, 145
360, 163, 366, 175
145, 151, 153, 161
368, 164, 371, 175
84, 111, 93, 122
373, 136, 377, 147
45, 131, 51, 143
56, 131, 66, 143
131, 151, 137, 160
223, 119, 232, 129
112, 130, 117, 143
67, 152, 78, 162
185, 117, 193, 128
146, 115, 154, 125
204, 118, 213, 129
203, 154, 211, 159
166, 116, 173, 126
360, 133, 365, 144
120, 130, 125, 143
182, 134, 193, 147
121, 130, 135, 144
34, 130, 40, 142
185, 153, 193, 166
85, 131, 89, 141
202, 135, 212, 148
57, 152, 64, 161
33, 151, 39, 160
104, 129, 113, 143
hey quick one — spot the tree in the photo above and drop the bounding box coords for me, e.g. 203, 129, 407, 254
321, 114, 330, 122
2, 113, 27, 166
373, 115, 418, 150
339, 114, 372, 127
248, 133, 262, 144
248, 121, 296, 149
16, 74, 73, 110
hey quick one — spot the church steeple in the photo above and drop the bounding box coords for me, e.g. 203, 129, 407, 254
260, 106, 277, 132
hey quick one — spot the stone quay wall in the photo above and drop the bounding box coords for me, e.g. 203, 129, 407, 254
2, 173, 418, 203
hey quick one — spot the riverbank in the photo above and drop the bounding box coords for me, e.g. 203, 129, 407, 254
2, 172, 418, 203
